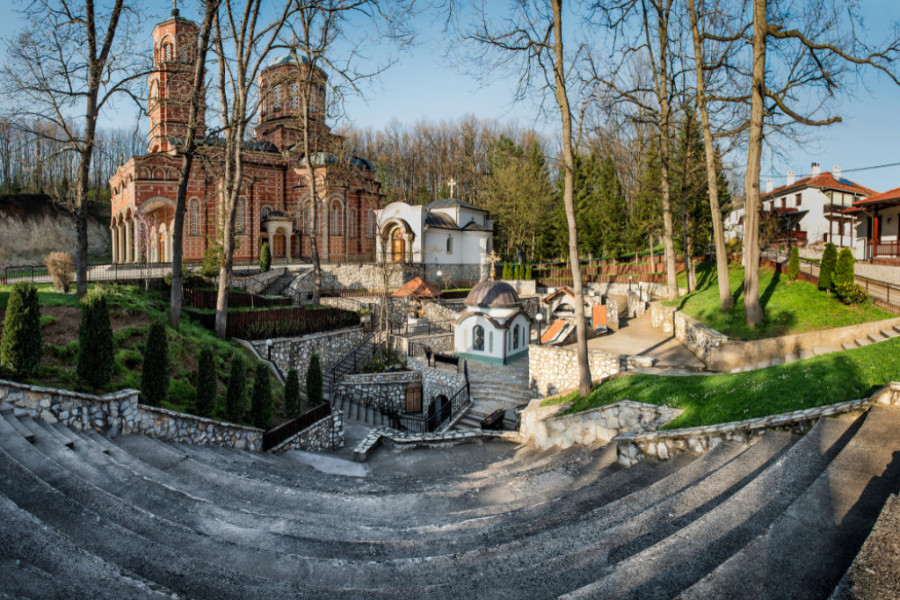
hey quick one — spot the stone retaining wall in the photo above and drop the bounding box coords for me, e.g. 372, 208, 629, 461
519, 398, 682, 450
270, 409, 344, 453
673, 310, 729, 366
339, 371, 421, 413
615, 382, 900, 466
408, 357, 465, 402
250, 327, 366, 390
0, 380, 263, 450
392, 332, 454, 357
233, 267, 285, 294
607, 297, 620, 331
528, 344, 621, 397
353, 426, 520, 462
650, 302, 676, 333
586, 281, 668, 299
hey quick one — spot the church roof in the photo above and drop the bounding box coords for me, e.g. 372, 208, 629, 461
465, 280, 520, 308
392, 277, 441, 298
461, 221, 491, 232
268, 48, 309, 68
426, 197, 487, 213
424, 212, 458, 229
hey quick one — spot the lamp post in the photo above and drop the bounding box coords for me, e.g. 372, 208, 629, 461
436, 269, 443, 291
535, 312, 543, 345
266, 338, 273, 362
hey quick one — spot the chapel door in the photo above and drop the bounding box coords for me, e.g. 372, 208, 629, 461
391, 237, 405, 262
405, 382, 423, 413
273, 234, 285, 258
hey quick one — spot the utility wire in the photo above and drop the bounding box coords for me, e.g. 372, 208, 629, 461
764, 160, 900, 179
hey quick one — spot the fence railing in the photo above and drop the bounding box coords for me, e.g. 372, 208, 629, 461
394, 379, 470, 434
261, 403, 331, 451
183, 287, 293, 310
185, 306, 359, 339
389, 320, 454, 337
326, 330, 381, 394
1, 260, 260, 286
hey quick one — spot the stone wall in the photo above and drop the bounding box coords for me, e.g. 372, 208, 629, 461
270, 409, 344, 453
627, 289, 647, 318
673, 310, 729, 365
586, 281, 667, 299
0, 379, 263, 450
339, 371, 421, 413
249, 327, 367, 388
423, 299, 462, 322
423, 263, 486, 287
392, 332, 454, 357
528, 344, 621, 397
408, 357, 466, 403
519, 398, 682, 450
615, 382, 900, 466
606, 297, 620, 331
233, 267, 285, 294
650, 302, 676, 333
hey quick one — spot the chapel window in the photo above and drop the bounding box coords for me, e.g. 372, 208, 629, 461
163, 43, 173, 62
273, 85, 282, 112
290, 82, 299, 111
330, 202, 343, 235
180, 44, 189, 64
189, 200, 201, 236
446, 236, 453, 253
236, 200, 246, 233
513, 324, 520, 350
304, 204, 313, 235
473, 325, 485, 352
348, 209, 357, 238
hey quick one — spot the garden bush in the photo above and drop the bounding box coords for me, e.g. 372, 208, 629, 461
284, 368, 301, 417
194, 346, 217, 417
833, 248, 855, 288
260, 242, 272, 273
77, 290, 114, 389
834, 281, 868, 305
819, 243, 837, 291
251, 362, 272, 429
225, 355, 246, 422
44, 252, 75, 293
201, 240, 223, 280
787, 247, 800, 281
0, 282, 42, 378
306, 353, 323, 407
525, 264, 533, 280
141, 319, 170, 406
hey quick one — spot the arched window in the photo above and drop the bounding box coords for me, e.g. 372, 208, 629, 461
260, 80, 268, 116
348, 209, 357, 238
180, 44, 189, 64
473, 325, 485, 352
236, 200, 246, 232
446, 236, 453, 254
330, 201, 343, 236
260, 205, 272, 220
163, 43, 173, 62
188, 199, 201, 236
273, 84, 282, 111
149, 80, 158, 105
513, 324, 520, 350
290, 82, 299, 111
304, 204, 313, 235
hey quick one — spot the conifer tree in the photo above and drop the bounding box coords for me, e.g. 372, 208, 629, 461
284, 367, 301, 417
834, 247, 855, 288
141, 319, 169, 405
76, 290, 114, 389
525, 264, 533, 280
259, 242, 272, 272
0, 282, 42, 378
251, 362, 272, 429
225, 355, 246, 422
194, 346, 217, 417
819, 243, 838, 291
787, 247, 800, 282
306, 353, 323, 407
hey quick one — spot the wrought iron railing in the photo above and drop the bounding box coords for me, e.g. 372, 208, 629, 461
394, 379, 470, 434
389, 320, 454, 337
261, 403, 331, 451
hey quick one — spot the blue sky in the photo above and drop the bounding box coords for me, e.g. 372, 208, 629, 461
2, 1, 900, 193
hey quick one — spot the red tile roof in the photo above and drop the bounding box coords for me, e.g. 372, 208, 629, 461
848, 186, 900, 210
762, 172, 876, 200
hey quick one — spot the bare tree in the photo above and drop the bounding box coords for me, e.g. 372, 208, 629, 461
169, 0, 221, 329
2, 0, 147, 296
468, 0, 592, 396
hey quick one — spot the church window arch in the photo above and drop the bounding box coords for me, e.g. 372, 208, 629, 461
348, 208, 357, 238
473, 325, 485, 352
180, 42, 189, 64
446, 236, 453, 254
512, 324, 520, 350
188, 199, 201, 236
261, 205, 273, 220
273, 84, 282, 112
290, 82, 299, 111
139, 167, 151, 179
236, 199, 247, 233
163, 42, 173, 62
303, 203, 313, 235
330, 201, 343, 236
152, 168, 165, 180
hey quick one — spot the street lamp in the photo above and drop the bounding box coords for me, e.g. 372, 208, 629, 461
535, 312, 544, 345
266, 338, 273, 362
436, 269, 443, 290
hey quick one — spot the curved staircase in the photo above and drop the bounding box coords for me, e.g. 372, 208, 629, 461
1, 401, 898, 599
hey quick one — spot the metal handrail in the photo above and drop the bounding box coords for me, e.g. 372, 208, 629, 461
261, 403, 331, 451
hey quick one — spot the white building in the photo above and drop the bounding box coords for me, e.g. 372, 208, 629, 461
373, 198, 493, 266
848, 187, 900, 263
454, 280, 531, 365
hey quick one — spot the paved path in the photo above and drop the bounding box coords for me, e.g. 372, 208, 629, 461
564, 313, 707, 371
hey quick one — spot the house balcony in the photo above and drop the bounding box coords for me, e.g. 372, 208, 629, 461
874, 240, 900, 258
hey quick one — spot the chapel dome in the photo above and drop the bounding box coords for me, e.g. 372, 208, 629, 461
464, 280, 520, 308
267, 48, 309, 68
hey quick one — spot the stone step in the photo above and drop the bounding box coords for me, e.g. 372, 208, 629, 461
677, 406, 900, 600
814, 346, 841, 355
880, 328, 899, 339
867, 332, 885, 343
557, 413, 864, 600
841, 341, 859, 351
855, 338, 872, 348
783, 353, 799, 364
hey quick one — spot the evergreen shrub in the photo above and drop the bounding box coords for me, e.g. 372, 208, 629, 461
194, 346, 217, 417
819, 243, 838, 291
0, 282, 42, 378
141, 319, 170, 405
225, 354, 246, 421
525, 264, 533, 280
284, 368, 301, 417
76, 290, 114, 389
251, 362, 272, 429
834, 248, 855, 288
260, 242, 272, 272
306, 353, 323, 407
834, 281, 867, 305
787, 247, 800, 281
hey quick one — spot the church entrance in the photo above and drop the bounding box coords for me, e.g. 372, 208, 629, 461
391, 235, 405, 262
272, 234, 285, 258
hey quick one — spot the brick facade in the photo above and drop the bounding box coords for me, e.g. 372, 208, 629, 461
108, 10, 380, 265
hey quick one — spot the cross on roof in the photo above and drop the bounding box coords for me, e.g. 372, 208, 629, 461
448, 177, 457, 198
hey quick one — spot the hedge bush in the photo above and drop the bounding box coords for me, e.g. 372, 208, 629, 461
819, 243, 837, 291
225, 354, 246, 422
835, 281, 868, 305
76, 290, 114, 389
141, 319, 170, 406
44, 252, 75, 293
787, 247, 800, 281
260, 242, 272, 273
284, 368, 301, 417
0, 282, 42, 378
306, 353, 323, 407
251, 362, 272, 429
833, 248, 855, 288
194, 346, 217, 417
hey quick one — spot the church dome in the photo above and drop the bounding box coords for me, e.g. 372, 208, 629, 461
464, 280, 520, 308
268, 48, 308, 68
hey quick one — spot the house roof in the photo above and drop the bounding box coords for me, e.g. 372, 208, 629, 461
762, 172, 876, 201
845, 186, 900, 213
392, 277, 441, 299
426, 197, 488, 213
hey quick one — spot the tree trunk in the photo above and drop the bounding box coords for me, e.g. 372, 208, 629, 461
552, 0, 591, 397
688, 0, 733, 310
742, 0, 767, 327
678, 127, 693, 294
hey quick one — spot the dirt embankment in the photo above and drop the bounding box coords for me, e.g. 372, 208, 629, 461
0, 194, 110, 269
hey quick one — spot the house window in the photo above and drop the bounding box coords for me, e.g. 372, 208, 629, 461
348, 209, 357, 238
473, 325, 484, 351
781, 198, 786, 209
446, 236, 453, 253
795, 194, 802, 207
513, 324, 520, 350
330, 202, 342, 235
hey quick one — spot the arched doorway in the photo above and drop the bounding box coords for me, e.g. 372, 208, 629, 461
391, 227, 406, 262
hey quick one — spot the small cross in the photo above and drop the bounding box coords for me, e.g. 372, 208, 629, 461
448, 177, 457, 198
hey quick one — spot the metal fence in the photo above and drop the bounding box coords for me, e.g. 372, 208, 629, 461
1, 260, 261, 286
261, 403, 331, 451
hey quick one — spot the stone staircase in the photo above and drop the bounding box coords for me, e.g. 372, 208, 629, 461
1, 400, 899, 599
455, 359, 533, 431
737, 323, 900, 371
261, 268, 300, 297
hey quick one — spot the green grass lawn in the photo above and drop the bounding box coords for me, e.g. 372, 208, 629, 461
0, 283, 299, 427
667, 261, 893, 340
543, 335, 900, 429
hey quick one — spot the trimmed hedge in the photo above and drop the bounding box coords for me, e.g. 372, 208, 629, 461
0, 282, 42, 378
306, 353, 323, 407
284, 368, 301, 417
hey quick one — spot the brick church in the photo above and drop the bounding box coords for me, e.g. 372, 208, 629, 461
109, 9, 381, 266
